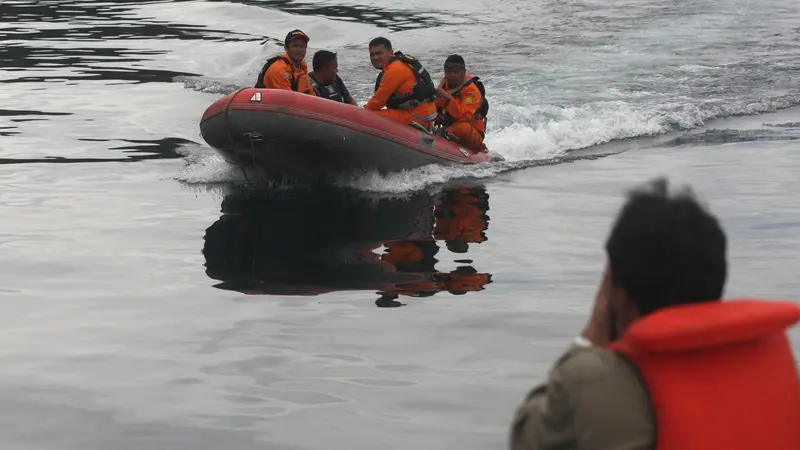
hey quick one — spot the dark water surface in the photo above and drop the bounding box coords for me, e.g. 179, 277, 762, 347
1, 0, 799, 448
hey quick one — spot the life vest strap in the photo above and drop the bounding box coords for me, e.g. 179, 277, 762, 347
439, 75, 488, 132
376, 52, 437, 110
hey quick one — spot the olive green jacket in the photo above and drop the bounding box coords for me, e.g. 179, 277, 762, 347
509, 342, 655, 450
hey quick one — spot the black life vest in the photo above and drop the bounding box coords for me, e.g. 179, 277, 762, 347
373, 52, 437, 110
439, 76, 490, 134
470, 77, 489, 121
254, 55, 299, 92
309, 73, 348, 103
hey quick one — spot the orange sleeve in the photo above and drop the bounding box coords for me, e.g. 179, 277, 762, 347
296, 72, 317, 96
444, 83, 481, 121
262, 60, 292, 90
364, 63, 407, 110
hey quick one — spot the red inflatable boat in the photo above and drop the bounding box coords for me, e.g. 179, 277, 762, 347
199, 88, 502, 179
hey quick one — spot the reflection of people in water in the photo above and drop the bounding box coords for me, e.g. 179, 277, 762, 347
377, 186, 492, 300
201, 183, 492, 306
433, 186, 490, 252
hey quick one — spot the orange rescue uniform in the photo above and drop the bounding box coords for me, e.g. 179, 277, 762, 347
438, 267, 491, 294
607, 298, 800, 450
433, 187, 489, 245
260, 54, 316, 96
435, 74, 486, 151
365, 59, 437, 130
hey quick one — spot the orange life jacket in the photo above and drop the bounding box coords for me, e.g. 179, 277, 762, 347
383, 281, 442, 297
433, 187, 489, 243
381, 240, 427, 267
436, 75, 488, 134
607, 298, 800, 450
255, 53, 316, 96
439, 270, 491, 294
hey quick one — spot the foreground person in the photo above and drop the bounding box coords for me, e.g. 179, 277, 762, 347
510, 177, 800, 450
434, 54, 488, 151
364, 37, 438, 131
254, 29, 316, 96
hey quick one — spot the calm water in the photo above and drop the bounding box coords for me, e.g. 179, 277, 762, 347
1, 0, 799, 448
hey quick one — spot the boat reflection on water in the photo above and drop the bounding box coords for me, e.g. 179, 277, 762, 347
201, 182, 493, 307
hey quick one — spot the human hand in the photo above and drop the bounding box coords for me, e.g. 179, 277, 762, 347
580, 266, 615, 346
436, 88, 453, 102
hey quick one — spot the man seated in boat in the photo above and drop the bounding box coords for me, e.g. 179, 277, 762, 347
308, 50, 358, 106
254, 29, 316, 96
363, 37, 438, 131
434, 55, 488, 152
509, 177, 800, 450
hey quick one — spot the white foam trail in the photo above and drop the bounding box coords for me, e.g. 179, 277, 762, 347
174, 149, 510, 193
174, 76, 240, 95
174, 151, 247, 185
484, 101, 666, 162
331, 163, 505, 193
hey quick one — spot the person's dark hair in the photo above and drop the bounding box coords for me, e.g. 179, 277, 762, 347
312, 50, 337, 72
444, 54, 465, 69
368, 37, 392, 51
605, 177, 727, 315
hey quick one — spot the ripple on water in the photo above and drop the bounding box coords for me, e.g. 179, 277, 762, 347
261, 389, 354, 406
345, 378, 418, 387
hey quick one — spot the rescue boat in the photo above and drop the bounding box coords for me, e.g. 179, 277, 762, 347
199, 88, 503, 179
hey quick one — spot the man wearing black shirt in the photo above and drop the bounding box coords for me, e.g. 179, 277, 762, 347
308, 50, 358, 106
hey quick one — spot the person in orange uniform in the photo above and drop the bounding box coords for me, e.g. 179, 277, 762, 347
510, 177, 800, 450
432, 186, 489, 252
364, 37, 438, 131
254, 29, 316, 96
438, 266, 492, 295
434, 55, 488, 152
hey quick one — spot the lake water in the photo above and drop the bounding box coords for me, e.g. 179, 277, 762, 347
1, 0, 799, 449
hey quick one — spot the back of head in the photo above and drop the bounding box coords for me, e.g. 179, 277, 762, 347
605, 177, 727, 315
369, 36, 392, 51
312, 50, 337, 72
